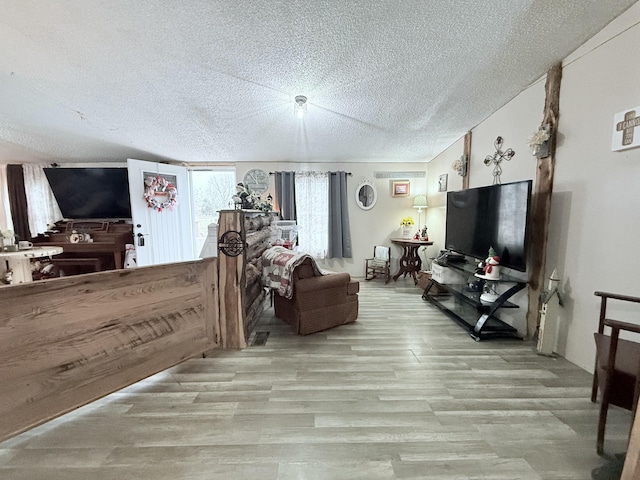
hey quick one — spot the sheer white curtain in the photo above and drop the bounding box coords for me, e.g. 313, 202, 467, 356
0, 165, 14, 232
295, 171, 328, 258
22, 164, 63, 236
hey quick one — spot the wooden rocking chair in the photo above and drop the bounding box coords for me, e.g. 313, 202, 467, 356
365, 246, 390, 284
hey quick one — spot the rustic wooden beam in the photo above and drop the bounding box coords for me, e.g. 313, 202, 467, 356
526, 62, 562, 338
217, 210, 273, 348
622, 410, 640, 479
462, 131, 472, 190
217, 210, 248, 349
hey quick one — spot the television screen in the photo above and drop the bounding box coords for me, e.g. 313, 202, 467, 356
44, 168, 132, 220
445, 180, 532, 272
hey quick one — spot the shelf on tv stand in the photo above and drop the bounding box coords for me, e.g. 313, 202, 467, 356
423, 259, 527, 341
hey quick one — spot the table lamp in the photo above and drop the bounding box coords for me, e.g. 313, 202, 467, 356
412, 195, 428, 229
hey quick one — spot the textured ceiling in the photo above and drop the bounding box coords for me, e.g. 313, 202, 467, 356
0, 0, 636, 164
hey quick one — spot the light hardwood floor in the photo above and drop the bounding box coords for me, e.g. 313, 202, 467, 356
0, 279, 632, 479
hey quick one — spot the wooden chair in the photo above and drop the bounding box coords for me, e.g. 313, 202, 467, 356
365, 246, 390, 284
591, 291, 640, 455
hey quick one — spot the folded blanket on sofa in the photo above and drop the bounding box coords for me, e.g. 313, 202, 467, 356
262, 246, 323, 299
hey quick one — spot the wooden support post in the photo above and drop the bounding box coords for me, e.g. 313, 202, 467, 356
217, 210, 248, 349
462, 131, 472, 190
526, 62, 562, 338
217, 209, 274, 348
622, 410, 640, 479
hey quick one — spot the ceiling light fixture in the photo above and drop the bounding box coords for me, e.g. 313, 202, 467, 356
294, 95, 307, 118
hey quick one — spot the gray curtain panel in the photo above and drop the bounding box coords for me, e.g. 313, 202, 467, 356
274, 171, 296, 221
327, 171, 352, 258
7, 164, 31, 241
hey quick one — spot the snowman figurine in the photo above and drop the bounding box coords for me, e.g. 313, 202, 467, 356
481, 247, 501, 280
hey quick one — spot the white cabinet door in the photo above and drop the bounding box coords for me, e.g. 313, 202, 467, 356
127, 159, 194, 267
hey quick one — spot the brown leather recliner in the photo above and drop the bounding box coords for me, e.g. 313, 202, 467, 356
273, 258, 359, 335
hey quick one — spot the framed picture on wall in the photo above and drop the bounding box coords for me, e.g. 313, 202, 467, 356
438, 174, 448, 192
392, 180, 410, 197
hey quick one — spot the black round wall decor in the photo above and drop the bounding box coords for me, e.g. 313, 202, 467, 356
218, 230, 245, 257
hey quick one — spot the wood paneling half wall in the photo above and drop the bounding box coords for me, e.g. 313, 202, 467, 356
0, 257, 219, 442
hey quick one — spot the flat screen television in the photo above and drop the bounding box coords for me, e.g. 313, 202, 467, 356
44, 167, 132, 220
445, 180, 532, 272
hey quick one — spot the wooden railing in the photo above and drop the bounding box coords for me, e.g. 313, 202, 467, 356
0, 258, 218, 442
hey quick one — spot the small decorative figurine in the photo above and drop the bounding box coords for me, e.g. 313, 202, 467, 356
2, 269, 13, 284
478, 247, 501, 280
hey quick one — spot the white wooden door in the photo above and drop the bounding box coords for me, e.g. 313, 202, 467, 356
127, 159, 195, 266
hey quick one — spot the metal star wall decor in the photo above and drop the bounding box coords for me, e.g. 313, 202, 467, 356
484, 136, 515, 184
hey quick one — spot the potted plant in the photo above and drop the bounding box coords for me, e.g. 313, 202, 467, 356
400, 217, 414, 238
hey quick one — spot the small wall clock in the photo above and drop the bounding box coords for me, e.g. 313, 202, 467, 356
243, 168, 270, 195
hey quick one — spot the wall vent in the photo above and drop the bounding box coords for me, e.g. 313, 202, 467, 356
374, 171, 425, 179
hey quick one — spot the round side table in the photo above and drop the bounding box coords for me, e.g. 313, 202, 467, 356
390, 238, 433, 284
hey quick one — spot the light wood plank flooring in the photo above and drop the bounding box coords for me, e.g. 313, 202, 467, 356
0, 279, 632, 479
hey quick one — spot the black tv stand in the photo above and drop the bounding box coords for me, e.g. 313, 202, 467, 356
435, 250, 465, 263
423, 259, 527, 341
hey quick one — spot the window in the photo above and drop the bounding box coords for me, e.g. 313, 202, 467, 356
295, 171, 329, 258
190, 168, 236, 256
23, 164, 62, 236
274, 170, 352, 259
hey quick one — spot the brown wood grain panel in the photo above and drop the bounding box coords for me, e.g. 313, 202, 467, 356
244, 280, 264, 309
245, 291, 267, 335
622, 411, 640, 479
0, 258, 218, 442
217, 210, 247, 349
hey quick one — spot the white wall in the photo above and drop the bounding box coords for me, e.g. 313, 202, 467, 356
424, 137, 464, 256
427, 2, 640, 369
426, 81, 544, 336
236, 162, 430, 278
551, 4, 640, 371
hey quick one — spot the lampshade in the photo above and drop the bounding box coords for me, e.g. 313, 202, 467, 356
412, 194, 428, 211
294, 95, 307, 118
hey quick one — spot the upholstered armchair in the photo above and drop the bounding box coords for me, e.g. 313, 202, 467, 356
263, 247, 359, 335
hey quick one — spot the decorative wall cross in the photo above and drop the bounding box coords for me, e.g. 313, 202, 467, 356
484, 136, 515, 184
616, 110, 640, 146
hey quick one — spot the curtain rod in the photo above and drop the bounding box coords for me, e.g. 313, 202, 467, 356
269, 171, 352, 175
